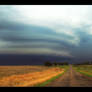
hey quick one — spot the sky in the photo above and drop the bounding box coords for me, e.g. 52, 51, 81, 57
0, 5, 92, 64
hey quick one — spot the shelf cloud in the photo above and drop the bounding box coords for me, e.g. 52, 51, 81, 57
0, 5, 92, 63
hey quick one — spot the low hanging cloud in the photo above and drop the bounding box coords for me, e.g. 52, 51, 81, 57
0, 5, 92, 60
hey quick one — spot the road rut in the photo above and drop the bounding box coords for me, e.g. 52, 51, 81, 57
46, 65, 92, 87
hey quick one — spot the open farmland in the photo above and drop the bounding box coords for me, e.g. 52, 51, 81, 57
1, 65, 92, 87
0, 66, 51, 79
0, 66, 64, 87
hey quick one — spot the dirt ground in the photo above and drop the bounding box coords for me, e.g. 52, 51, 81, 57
46, 65, 92, 87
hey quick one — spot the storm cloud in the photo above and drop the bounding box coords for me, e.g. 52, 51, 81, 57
0, 5, 92, 64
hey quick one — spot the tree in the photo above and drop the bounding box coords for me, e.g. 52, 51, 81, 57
44, 61, 52, 67
53, 62, 58, 66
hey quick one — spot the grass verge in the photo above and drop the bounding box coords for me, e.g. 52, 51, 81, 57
73, 66, 92, 77
34, 66, 69, 87
76, 70, 92, 77
34, 72, 65, 87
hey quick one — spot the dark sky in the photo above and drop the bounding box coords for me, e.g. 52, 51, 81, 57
0, 5, 92, 64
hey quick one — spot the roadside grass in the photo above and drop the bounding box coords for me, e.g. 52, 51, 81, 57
35, 72, 64, 87
34, 65, 69, 87
73, 65, 92, 77
77, 71, 92, 77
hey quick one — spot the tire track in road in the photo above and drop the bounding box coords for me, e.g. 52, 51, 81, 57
46, 65, 92, 87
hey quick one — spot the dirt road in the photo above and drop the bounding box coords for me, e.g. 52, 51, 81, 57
46, 65, 92, 87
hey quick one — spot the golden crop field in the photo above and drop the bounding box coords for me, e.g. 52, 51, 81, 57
0, 66, 64, 87
0, 66, 51, 78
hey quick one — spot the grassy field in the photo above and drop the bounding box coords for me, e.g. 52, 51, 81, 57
73, 65, 92, 77
0, 66, 51, 79
0, 65, 65, 87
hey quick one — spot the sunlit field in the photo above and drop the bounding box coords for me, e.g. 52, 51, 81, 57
0, 66, 64, 87
73, 65, 92, 77
0, 66, 51, 78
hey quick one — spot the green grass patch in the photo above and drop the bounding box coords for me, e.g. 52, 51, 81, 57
77, 70, 92, 77
73, 65, 92, 77
34, 66, 69, 87
35, 72, 65, 87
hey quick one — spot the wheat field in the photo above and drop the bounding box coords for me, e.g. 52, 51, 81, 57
0, 66, 64, 87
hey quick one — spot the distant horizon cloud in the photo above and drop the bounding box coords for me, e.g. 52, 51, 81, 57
0, 5, 92, 62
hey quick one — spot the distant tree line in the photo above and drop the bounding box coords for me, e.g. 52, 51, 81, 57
74, 61, 92, 65
44, 61, 69, 67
